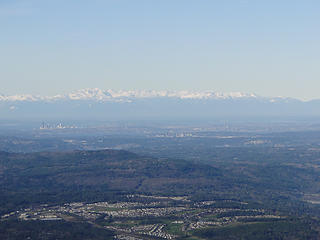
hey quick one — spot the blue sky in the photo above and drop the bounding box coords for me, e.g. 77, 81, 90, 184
0, 0, 319, 100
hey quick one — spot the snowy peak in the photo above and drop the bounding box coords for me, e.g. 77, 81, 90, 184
0, 94, 42, 102
66, 89, 260, 101
0, 88, 296, 102
68, 88, 112, 100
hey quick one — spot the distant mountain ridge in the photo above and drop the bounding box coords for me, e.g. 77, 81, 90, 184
0, 88, 295, 102
1, 88, 319, 121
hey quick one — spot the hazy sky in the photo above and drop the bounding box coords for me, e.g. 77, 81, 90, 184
1, 0, 319, 100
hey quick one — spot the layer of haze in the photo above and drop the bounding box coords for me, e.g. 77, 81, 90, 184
0, 0, 319, 100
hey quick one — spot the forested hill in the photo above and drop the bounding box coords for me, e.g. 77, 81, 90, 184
1, 149, 320, 218
0, 149, 222, 214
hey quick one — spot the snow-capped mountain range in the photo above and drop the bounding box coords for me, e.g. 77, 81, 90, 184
1, 88, 317, 121
0, 88, 288, 102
